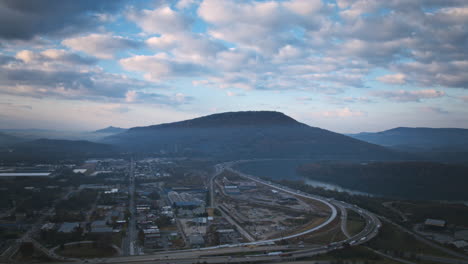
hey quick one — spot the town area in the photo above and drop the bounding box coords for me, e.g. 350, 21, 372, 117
0, 158, 467, 264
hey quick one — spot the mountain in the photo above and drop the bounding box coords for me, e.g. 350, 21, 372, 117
348, 127, 468, 162
104, 111, 403, 160
0, 139, 116, 163
297, 161, 468, 200
0, 132, 23, 146
349, 127, 468, 150
94, 126, 127, 134
0, 128, 106, 141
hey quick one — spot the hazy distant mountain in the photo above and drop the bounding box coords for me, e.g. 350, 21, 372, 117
0, 139, 116, 163
104, 111, 403, 160
0, 132, 23, 146
348, 127, 468, 162
349, 127, 468, 150
0, 128, 118, 142
94, 126, 127, 134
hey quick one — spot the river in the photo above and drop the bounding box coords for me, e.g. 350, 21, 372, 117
233, 159, 373, 196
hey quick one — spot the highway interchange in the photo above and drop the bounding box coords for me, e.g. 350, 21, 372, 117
42, 160, 382, 264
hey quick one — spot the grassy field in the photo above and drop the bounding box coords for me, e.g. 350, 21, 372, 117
347, 209, 366, 237
367, 222, 451, 258
56, 243, 117, 258
310, 246, 401, 264
394, 201, 468, 226
300, 217, 347, 245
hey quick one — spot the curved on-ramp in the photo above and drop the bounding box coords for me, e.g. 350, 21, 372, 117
199, 161, 338, 250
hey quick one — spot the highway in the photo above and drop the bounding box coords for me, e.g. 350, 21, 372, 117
122, 158, 138, 256
37, 159, 382, 264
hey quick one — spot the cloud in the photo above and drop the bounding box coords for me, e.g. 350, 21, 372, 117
198, 0, 326, 53
376, 73, 406, 85
0, 50, 192, 107
176, 0, 200, 9
372, 89, 445, 102
120, 54, 208, 81
15, 49, 96, 65
146, 32, 225, 62
62, 33, 141, 59
226, 91, 245, 97
420, 106, 449, 115
320, 107, 366, 118
0, 101, 32, 110
127, 5, 192, 35
0, 0, 126, 40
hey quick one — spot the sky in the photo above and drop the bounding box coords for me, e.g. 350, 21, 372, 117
0, 0, 467, 133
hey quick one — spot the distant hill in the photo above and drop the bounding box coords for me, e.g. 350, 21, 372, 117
0, 139, 116, 163
94, 126, 127, 134
0, 128, 108, 141
348, 127, 468, 162
0, 132, 23, 146
104, 111, 403, 160
349, 127, 468, 149
297, 161, 468, 200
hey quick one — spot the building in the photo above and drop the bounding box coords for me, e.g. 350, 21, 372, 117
168, 191, 204, 208
424, 219, 446, 229
58, 222, 81, 233
238, 181, 256, 190
451, 240, 468, 249
189, 234, 205, 247
455, 230, 468, 241
224, 185, 240, 195
143, 227, 161, 248
216, 229, 239, 244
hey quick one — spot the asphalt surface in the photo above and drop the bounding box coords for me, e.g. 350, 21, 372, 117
34, 160, 382, 264
122, 158, 138, 256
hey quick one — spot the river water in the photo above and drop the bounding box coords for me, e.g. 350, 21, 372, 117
234, 159, 373, 196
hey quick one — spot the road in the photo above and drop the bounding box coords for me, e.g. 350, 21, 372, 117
336, 203, 351, 239
122, 158, 138, 256
381, 217, 468, 261
1, 187, 79, 261
36, 160, 382, 264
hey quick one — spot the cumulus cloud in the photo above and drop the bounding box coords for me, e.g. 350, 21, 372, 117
115, 0, 468, 94
127, 5, 192, 35
15, 49, 96, 65
198, 0, 326, 53
120, 54, 208, 81
63, 33, 141, 59
377, 73, 406, 85
320, 107, 366, 118
146, 32, 225, 62
0, 0, 126, 40
0, 49, 191, 107
371, 89, 445, 102
176, 0, 200, 9
421, 106, 449, 115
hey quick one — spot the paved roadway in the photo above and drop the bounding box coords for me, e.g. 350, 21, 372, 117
1, 187, 79, 261
37, 160, 382, 264
122, 158, 138, 256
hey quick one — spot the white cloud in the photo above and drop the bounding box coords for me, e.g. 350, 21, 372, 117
62, 33, 141, 59
371, 89, 445, 102
120, 54, 207, 81
146, 32, 224, 63
198, 0, 325, 53
176, 0, 200, 9
16, 49, 96, 66
420, 106, 449, 115
320, 107, 366, 118
127, 5, 192, 35
377, 73, 406, 85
